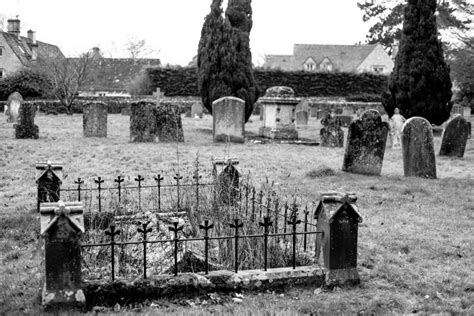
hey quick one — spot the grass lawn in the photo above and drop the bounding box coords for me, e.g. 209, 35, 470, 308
0, 112, 473, 314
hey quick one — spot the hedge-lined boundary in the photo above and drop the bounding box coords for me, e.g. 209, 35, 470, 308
146, 67, 388, 97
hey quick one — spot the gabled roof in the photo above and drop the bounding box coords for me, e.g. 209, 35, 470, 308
1, 31, 64, 65
78, 57, 161, 92
292, 44, 377, 72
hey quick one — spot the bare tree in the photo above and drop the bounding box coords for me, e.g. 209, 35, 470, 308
35, 51, 96, 114
125, 36, 157, 59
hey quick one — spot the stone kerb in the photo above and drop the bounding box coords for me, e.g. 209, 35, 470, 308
83, 102, 108, 137
342, 109, 389, 176
212, 96, 245, 143
439, 116, 469, 158
401, 117, 437, 179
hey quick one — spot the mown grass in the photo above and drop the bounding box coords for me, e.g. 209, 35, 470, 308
0, 112, 473, 314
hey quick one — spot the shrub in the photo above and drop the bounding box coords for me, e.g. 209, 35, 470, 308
0, 69, 52, 100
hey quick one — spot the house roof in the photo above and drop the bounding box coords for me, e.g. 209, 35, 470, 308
264, 44, 380, 72
79, 57, 161, 92
1, 31, 64, 65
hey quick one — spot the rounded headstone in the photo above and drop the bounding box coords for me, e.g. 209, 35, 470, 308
439, 116, 469, 158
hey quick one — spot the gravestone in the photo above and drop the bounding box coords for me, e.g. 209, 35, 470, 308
320, 113, 344, 147
191, 102, 204, 119
6, 91, 23, 123
216, 163, 240, 205
130, 101, 157, 142
342, 106, 354, 116
40, 201, 85, 309
342, 110, 389, 176
15, 103, 39, 139
154, 104, 184, 142
335, 115, 353, 127
439, 116, 469, 158
296, 99, 310, 113
295, 110, 309, 126
83, 102, 108, 137
401, 117, 436, 179
212, 96, 245, 143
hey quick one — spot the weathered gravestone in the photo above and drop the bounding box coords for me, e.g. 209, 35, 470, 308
191, 102, 204, 119
320, 112, 344, 147
212, 96, 245, 143
401, 117, 436, 179
83, 102, 107, 137
342, 110, 389, 176
130, 101, 157, 142
439, 116, 469, 158
40, 201, 85, 309
154, 104, 184, 142
15, 103, 39, 139
6, 91, 23, 123
214, 159, 240, 205
295, 110, 309, 126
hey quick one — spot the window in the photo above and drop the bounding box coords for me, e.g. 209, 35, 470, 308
372, 66, 385, 74
304, 57, 316, 72
320, 58, 333, 72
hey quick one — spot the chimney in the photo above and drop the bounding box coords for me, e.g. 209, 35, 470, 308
27, 30, 36, 44
27, 30, 38, 61
7, 18, 21, 39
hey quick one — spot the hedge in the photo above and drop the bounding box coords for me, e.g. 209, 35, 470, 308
146, 67, 389, 97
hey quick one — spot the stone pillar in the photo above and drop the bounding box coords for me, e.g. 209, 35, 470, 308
36, 161, 63, 213
40, 201, 85, 309
212, 97, 245, 143
130, 101, 157, 142
314, 192, 362, 287
83, 102, 108, 137
14, 103, 39, 139
401, 117, 436, 179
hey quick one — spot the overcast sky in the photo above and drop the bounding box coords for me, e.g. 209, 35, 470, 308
1, 0, 371, 66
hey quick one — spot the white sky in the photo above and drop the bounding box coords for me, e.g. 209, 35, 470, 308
1, 0, 371, 66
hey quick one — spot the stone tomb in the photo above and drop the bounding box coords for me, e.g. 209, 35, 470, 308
15, 103, 39, 139
295, 110, 309, 126
259, 86, 300, 140
191, 102, 204, 119
401, 117, 436, 179
320, 113, 344, 147
6, 91, 23, 123
212, 96, 245, 143
83, 102, 108, 137
130, 102, 157, 142
439, 116, 469, 158
342, 110, 389, 176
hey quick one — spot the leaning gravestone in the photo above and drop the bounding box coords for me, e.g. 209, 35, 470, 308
83, 102, 108, 137
191, 102, 204, 119
130, 101, 157, 142
154, 104, 184, 142
342, 109, 389, 176
212, 96, 245, 143
401, 117, 436, 179
6, 91, 23, 123
295, 110, 309, 126
439, 116, 469, 158
320, 113, 344, 147
15, 103, 39, 139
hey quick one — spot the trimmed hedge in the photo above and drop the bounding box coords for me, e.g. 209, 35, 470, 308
146, 67, 389, 97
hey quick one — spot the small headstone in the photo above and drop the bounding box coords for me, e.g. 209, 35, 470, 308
6, 91, 23, 123
154, 104, 184, 142
320, 113, 344, 147
439, 116, 469, 158
212, 96, 245, 143
15, 103, 39, 139
389, 108, 406, 149
401, 117, 436, 179
191, 102, 204, 119
295, 110, 309, 126
217, 163, 240, 205
130, 102, 157, 142
83, 102, 108, 137
342, 110, 389, 176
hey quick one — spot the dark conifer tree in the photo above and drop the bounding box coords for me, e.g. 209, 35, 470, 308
197, 0, 258, 122
382, 0, 452, 125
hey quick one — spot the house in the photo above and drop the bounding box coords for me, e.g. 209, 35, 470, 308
0, 18, 64, 79
77, 47, 161, 97
263, 43, 394, 75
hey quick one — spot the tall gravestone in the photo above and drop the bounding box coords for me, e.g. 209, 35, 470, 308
439, 116, 469, 158
83, 102, 108, 137
130, 101, 157, 142
343, 110, 389, 176
154, 104, 184, 142
6, 91, 23, 123
212, 97, 245, 143
15, 103, 39, 139
401, 117, 436, 179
